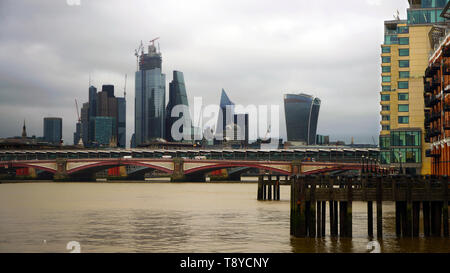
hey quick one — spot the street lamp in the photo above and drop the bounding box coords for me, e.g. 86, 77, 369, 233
398, 151, 403, 175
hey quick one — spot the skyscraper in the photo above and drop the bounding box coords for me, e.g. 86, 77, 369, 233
284, 93, 321, 145
216, 89, 235, 141
135, 41, 166, 146
43, 117, 62, 144
379, 0, 448, 174
88, 85, 97, 145
166, 71, 192, 142
117, 97, 126, 148
94, 116, 116, 146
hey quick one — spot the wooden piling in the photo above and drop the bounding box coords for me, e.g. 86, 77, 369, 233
395, 201, 401, 237
376, 176, 383, 238
412, 201, 420, 237
405, 178, 413, 237
443, 177, 449, 237
329, 201, 335, 236
276, 175, 281, 201
339, 201, 346, 237
309, 180, 316, 238
321, 201, 326, 237
268, 176, 272, 200
317, 201, 322, 238
257, 176, 263, 200
263, 181, 266, 200
346, 177, 353, 237
423, 201, 431, 237
333, 200, 339, 236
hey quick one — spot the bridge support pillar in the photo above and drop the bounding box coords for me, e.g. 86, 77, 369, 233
171, 158, 186, 182
53, 159, 69, 181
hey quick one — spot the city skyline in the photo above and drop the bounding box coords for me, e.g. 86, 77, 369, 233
0, 0, 412, 145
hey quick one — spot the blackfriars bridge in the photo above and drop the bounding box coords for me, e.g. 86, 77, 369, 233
0, 147, 380, 181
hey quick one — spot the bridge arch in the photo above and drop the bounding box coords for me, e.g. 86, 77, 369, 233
66, 160, 173, 175
183, 161, 291, 176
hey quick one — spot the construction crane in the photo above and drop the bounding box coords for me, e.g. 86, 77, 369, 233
75, 99, 80, 122
123, 74, 127, 97
149, 37, 160, 45
134, 40, 144, 70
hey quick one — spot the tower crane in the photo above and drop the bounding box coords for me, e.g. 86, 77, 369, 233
123, 74, 127, 97
134, 40, 144, 70
75, 99, 80, 122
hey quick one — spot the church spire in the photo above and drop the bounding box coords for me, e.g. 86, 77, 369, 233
21, 119, 27, 138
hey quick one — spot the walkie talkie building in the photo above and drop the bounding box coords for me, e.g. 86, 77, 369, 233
284, 93, 321, 145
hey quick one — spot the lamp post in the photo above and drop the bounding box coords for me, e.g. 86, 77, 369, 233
361, 155, 365, 175
398, 151, 403, 175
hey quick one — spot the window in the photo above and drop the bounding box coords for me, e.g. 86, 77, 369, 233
391, 131, 420, 146
398, 81, 409, 89
382, 56, 391, 63
382, 125, 390, 131
398, 116, 409, 124
398, 93, 409, 100
382, 46, 391, 53
398, 104, 409, 112
397, 26, 409, 34
380, 151, 391, 164
399, 48, 409, 56
382, 105, 390, 111
399, 71, 410, 78
399, 37, 409, 45
399, 60, 410, 67
382, 115, 390, 121
382, 85, 391, 91
382, 66, 391, 73
391, 148, 421, 163
382, 76, 391, 82
380, 136, 390, 149
381, 94, 390, 101
385, 35, 398, 45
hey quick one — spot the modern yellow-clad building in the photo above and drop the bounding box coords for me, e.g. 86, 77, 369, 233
379, 0, 448, 175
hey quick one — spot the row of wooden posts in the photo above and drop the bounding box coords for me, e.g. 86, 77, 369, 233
258, 174, 450, 238
257, 175, 289, 201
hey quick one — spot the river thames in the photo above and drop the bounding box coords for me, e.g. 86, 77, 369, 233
0, 182, 449, 253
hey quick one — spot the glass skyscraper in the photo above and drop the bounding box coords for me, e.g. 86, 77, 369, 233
284, 93, 321, 145
94, 116, 116, 146
135, 43, 166, 146
215, 89, 235, 140
166, 71, 192, 142
43, 117, 63, 144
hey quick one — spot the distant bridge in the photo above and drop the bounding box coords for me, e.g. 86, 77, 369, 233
0, 157, 367, 181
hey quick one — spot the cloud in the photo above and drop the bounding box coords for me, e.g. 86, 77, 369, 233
0, 0, 410, 145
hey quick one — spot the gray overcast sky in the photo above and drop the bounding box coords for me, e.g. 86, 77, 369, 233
0, 0, 410, 146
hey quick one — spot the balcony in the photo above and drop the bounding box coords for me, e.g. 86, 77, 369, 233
426, 149, 440, 158
444, 64, 450, 75
424, 81, 432, 93
425, 66, 433, 77
431, 78, 441, 89
431, 62, 440, 71
443, 45, 450, 58
425, 95, 439, 107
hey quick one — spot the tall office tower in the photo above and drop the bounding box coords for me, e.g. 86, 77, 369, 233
94, 116, 116, 146
379, 0, 448, 175
80, 102, 90, 146
215, 89, 235, 141
135, 41, 166, 146
73, 121, 82, 146
166, 71, 192, 142
117, 97, 126, 148
88, 85, 97, 144
43, 117, 63, 144
283, 93, 321, 145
